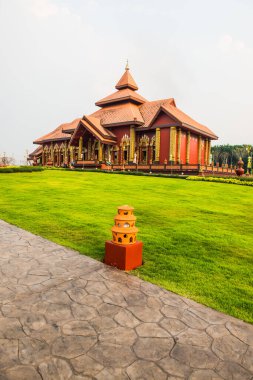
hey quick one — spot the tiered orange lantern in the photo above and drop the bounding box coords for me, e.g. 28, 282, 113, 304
112, 205, 137, 245
104, 205, 143, 270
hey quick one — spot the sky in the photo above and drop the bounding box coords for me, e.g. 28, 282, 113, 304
0, 0, 252, 164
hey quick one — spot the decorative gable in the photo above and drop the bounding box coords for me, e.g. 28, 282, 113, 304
151, 110, 178, 128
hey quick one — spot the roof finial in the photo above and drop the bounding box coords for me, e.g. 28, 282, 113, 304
125, 59, 129, 71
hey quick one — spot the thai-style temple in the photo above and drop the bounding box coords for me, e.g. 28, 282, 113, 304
30, 64, 219, 173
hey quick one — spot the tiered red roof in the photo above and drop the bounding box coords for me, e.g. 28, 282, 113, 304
95, 88, 147, 107
91, 103, 144, 126
34, 66, 217, 144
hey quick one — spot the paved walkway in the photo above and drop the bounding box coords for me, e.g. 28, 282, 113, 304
0, 220, 252, 380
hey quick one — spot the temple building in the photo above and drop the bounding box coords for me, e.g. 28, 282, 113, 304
31, 64, 218, 172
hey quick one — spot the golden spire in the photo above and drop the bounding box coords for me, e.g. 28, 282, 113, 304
125, 59, 129, 70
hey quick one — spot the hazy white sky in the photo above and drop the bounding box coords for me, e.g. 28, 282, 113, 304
0, 0, 252, 163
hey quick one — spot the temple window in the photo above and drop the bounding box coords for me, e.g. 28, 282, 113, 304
123, 149, 128, 162
139, 135, 149, 164
112, 146, 119, 164
141, 149, 147, 163
113, 150, 118, 164
94, 141, 99, 160
121, 134, 130, 164
83, 147, 88, 160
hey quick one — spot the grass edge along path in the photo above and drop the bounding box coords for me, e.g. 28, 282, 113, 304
0, 170, 252, 323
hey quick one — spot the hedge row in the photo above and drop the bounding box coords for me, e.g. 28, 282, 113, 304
202, 175, 253, 182
62, 168, 188, 179
0, 166, 44, 173
187, 176, 253, 187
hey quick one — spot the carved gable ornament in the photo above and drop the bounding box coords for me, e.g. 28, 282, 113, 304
139, 135, 149, 147
121, 134, 130, 146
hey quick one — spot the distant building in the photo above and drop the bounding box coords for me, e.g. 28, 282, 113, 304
31, 64, 218, 171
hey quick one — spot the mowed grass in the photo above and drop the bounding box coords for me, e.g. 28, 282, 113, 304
0, 170, 252, 323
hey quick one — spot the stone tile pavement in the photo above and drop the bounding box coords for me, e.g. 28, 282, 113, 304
0, 219, 252, 380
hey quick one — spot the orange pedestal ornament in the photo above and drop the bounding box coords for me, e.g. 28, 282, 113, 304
104, 205, 143, 271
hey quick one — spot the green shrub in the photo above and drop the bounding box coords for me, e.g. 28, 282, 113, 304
232, 176, 253, 182
203, 175, 253, 182
187, 176, 253, 187
0, 167, 14, 173
0, 166, 44, 173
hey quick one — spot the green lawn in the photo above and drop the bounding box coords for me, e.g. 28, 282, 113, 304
0, 170, 252, 323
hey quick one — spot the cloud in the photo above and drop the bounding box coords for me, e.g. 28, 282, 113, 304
29, 0, 70, 19
218, 34, 247, 53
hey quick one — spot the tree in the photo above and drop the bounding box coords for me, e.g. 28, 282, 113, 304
0, 153, 15, 166
211, 144, 252, 168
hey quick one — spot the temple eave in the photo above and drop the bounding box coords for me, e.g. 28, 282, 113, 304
33, 137, 70, 145
102, 121, 144, 128
181, 123, 218, 140
115, 84, 138, 91
95, 97, 145, 107
62, 129, 75, 134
